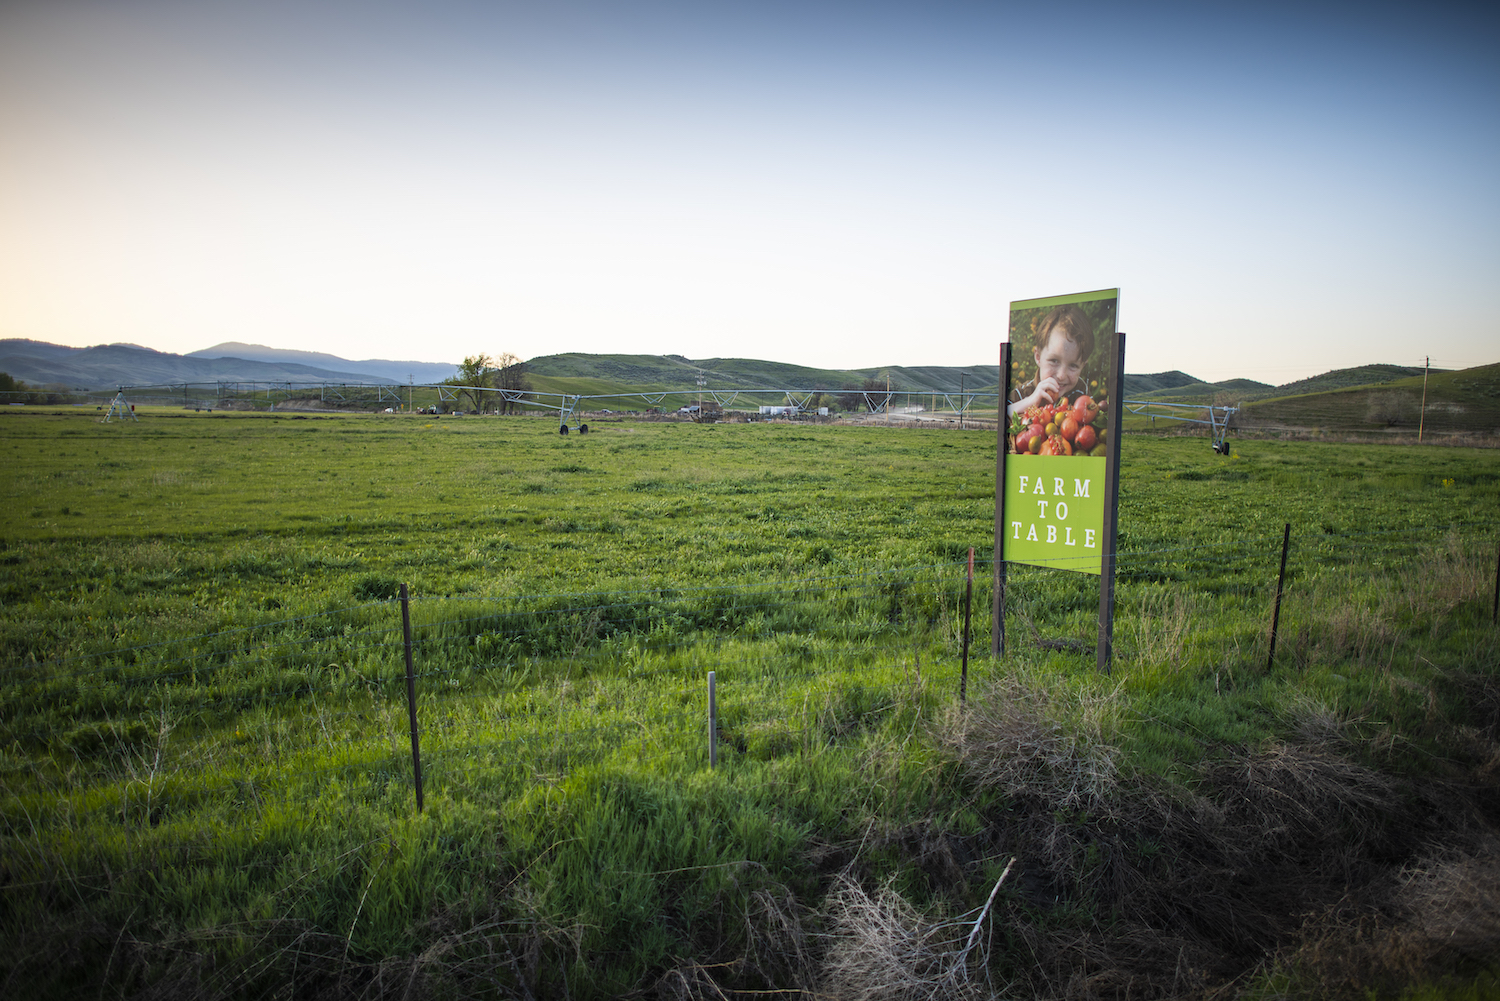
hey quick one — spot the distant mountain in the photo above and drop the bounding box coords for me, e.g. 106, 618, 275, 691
189, 342, 456, 384
0, 339, 405, 388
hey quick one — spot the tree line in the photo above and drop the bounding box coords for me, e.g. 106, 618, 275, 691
446, 354, 531, 414
0, 372, 80, 405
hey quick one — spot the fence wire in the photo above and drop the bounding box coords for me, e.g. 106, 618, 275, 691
3, 523, 1496, 830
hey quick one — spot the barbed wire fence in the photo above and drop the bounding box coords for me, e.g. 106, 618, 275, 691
3, 523, 1498, 828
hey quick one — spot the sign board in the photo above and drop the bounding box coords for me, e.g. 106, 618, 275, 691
1001, 289, 1119, 575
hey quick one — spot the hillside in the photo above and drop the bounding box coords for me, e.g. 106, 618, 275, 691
1239, 362, 1500, 435
525, 353, 998, 395
1268, 363, 1430, 398
1121, 370, 1204, 395
1126, 378, 1277, 406
2, 339, 1490, 435
0, 339, 402, 388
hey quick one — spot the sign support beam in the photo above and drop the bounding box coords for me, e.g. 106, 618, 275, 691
1096, 332, 1127, 675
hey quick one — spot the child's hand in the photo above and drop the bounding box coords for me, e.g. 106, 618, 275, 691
1009, 377, 1066, 417
1020, 377, 1062, 411
1036, 376, 1063, 406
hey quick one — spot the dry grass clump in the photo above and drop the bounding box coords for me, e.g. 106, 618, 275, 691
653, 962, 736, 1001
1276, 850, 1500, 997
1205, 743, 1399, 854
1397, 532, 1495, 618
818, 872, 1004, 1001
1297, 601, 1399, 667
1122, 588, 1195, 669
1273, 691, 1363, 749
1396, 849, 1500, 960
738, 885, 816, 994
935, 676, 1121, 812
1011, 923, 1225, 1001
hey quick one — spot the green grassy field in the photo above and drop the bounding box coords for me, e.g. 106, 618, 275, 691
2, 407, 1499, 1000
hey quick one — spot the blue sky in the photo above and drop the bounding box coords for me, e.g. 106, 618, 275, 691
1, 1, 1495, 383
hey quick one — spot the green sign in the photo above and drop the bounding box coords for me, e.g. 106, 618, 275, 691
1002, 288, 1119, 576
1001, 455, 1106, 574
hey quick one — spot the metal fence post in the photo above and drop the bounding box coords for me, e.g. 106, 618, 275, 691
400, 583, 425, 812
1267, 524, 1291, 671
1492, 540, 1499, 626
707, 671, 718, 769
961, 548, 974, 704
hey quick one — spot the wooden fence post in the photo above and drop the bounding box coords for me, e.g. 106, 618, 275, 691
400, 583, 425, 812
1267, 524, 1291, 671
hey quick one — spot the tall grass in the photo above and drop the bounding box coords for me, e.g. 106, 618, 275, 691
3, 411, 1499, 998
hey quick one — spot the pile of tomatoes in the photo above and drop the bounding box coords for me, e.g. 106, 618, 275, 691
1011, 394, 1109, 457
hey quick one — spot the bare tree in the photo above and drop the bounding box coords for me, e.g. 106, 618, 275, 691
1367, 391, 1416, 426
493, 352, 531, 414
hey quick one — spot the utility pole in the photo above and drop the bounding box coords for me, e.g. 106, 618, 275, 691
696, 373, 706, 420
1418, 356, 1429, 442
959, 373, 965, 430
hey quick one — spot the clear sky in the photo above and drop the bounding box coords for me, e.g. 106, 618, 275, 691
1, 0, 1495, 384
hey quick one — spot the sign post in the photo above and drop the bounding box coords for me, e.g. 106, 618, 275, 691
992, 342, 1012, 657
1095, 332, 1126, 674
995, 289, 1123, 672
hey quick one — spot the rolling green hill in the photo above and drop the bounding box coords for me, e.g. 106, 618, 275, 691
522, 354, 1498, 435
1267, 363, 1429, 398
525, 353, 999, 397
1121, 370, 1204, 395
1239, 362, 1500, 435
5, 337, 1490, 436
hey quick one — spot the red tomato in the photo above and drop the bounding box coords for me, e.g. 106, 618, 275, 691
1060, 415, 1080, 442
1074, 424, 1097, 451
1038, 433, 1073, 456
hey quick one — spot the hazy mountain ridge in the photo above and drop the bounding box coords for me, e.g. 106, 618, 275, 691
189, 342, 458, 384
0, 340, 405, 387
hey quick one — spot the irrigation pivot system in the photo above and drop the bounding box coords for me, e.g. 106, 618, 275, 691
1123, 399, 1239, 453
88, 380, 1239, 444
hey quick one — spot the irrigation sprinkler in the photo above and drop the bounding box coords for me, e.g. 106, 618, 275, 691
103, 387, 137, 422
98, 379, 1209, 442
1124, 400, 1239, 453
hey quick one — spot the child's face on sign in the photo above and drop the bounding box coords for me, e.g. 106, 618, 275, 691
1034, 326, 1084, 391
